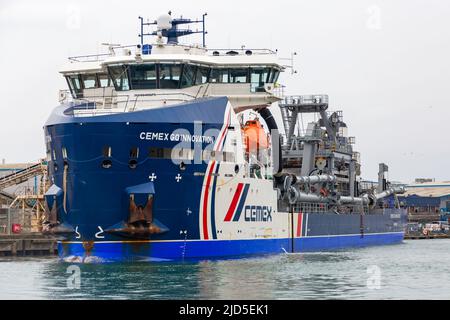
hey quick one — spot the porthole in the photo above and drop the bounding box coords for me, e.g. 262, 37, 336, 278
180, 162, 186, 171
102, 159, 112, 169
129, 159, 138, 169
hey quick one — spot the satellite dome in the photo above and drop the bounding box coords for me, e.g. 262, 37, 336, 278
157, 14, 172, 30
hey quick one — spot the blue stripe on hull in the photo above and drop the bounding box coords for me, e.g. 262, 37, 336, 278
58, 232, 404, 262
294, 232, 404, 252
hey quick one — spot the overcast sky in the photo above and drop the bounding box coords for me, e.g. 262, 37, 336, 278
0, 0, 449, 183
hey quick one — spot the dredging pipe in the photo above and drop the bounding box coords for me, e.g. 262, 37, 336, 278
374, 186, 406, 200
288, 186, 405, 206
295, 174, 336, 185
288, 188, 328, 204
340, 186, 405, 206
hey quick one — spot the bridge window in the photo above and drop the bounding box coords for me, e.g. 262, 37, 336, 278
270, 69, 280, 83
195, 66, 210, 85
104, 63, 280, 91
82, 74, 97, 89
159, 64, 182, 89
210, 69, 229, 83
250, 68, 271, 92
109, 65, 130, 91
129, 64, 157, 89
66, 75, 83, 98
180, 64, 197, 88
98, 73, 111, 88
229, 68, 249, 83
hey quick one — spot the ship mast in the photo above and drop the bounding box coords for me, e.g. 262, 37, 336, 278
138, 11, 208, 46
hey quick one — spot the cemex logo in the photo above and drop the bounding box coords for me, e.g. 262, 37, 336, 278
223, 183, 272, 222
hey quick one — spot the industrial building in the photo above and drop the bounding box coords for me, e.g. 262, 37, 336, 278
398, 181, 450, 222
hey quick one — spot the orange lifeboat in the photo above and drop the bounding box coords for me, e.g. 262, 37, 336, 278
242, 119, 270, 154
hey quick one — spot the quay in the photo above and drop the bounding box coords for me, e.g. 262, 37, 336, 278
404, 233, 450, 240
1, 160, 58, 256
0, 233, 57, 257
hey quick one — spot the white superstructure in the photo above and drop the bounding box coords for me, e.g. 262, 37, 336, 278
59, 40, 286, 116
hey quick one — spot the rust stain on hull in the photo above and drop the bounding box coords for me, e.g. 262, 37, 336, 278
82, 241, 94, 256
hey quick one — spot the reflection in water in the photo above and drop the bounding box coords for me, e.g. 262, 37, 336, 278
1, 240, 450, 299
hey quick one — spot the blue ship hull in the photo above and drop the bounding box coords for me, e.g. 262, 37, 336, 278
44, 97, 407, 263
58, 232, 405, 262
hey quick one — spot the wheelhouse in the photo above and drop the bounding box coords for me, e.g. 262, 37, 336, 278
64, 62, 282, 98
59, 13, 285, 112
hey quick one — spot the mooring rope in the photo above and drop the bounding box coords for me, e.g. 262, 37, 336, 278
63, 164, 68, 214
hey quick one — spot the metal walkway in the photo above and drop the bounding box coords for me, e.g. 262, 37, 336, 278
0, 162, 46, 192
279, 95, 329, 148
0, 191, 14, 201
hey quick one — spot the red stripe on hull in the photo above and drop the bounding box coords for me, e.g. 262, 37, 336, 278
201, 107, 230, 239
202, 161, 216, 240
224, 183, 244, 222
215, 110, 230, 151
297, 213, 303, 237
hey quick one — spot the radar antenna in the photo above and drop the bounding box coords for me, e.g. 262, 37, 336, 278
138, 11, 208, 47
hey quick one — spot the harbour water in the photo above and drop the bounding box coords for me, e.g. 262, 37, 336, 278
0, 239, 449, 300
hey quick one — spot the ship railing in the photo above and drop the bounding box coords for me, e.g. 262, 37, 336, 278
286, 128, 323, 141
127, 92, 197, 112
281, 95, 329, 106
67, 46, 276, 63
68, 45, 137, 62
360, 181, 378, 193
65, 92, 197, 116
319, 140, 353, 154
207, 48, 277, 56
291, 202, 330, 214
68, 53, 112, 63
290, 202, 369, 214
248, 154, 270, 180
272, 84, 286, 100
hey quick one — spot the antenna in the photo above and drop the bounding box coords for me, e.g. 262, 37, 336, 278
101, 43, 121, 55
280, 52, 298, 75
138, 12, 208, 47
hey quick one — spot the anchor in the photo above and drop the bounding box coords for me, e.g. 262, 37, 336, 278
105, 182, 169, 239
42, 184, 75, 236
